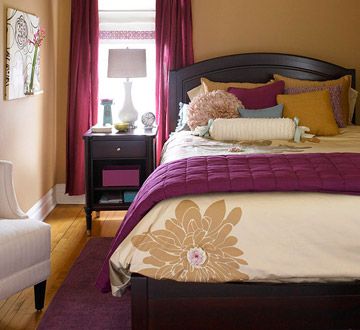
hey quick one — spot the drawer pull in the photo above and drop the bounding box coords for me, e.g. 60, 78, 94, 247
116, 147, 121, 152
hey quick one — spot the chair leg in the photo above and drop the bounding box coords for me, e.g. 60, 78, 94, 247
34, 280, 47, 311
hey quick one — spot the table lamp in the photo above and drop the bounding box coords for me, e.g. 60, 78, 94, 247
107, 48, 147, 127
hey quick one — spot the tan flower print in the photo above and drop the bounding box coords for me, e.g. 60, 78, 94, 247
131, 199, 249, 282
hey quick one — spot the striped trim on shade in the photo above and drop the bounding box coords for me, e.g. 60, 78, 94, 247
100, 31, 155, 40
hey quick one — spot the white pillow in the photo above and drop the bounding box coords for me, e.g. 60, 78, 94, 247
175, 102, 190, 132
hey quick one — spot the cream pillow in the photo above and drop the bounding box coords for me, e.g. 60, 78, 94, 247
277, 90, 339, 136
187, 85, 205, 101
209, 118, 295, 141
349, 88, 358, 123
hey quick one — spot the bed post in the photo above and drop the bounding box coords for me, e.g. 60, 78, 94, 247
131, 274, 148, 330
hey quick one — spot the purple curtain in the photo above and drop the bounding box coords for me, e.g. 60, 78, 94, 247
155, 0, 194, 163
66, 0, 99, 195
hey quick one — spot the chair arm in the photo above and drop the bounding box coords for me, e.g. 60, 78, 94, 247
0, 161, 27, 219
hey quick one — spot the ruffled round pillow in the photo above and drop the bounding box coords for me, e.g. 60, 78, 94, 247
187, 90, 243, 130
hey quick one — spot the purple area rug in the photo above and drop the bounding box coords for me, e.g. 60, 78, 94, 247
38, 237, 131, 330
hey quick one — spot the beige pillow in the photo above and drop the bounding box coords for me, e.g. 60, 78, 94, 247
274, 73, 351, 126
277, 90, 339, 136
201, 77, 271, 93
187, 85, 205, 101
349, 88, 358, 123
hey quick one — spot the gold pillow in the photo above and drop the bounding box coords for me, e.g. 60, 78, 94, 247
273, 73, 351, 125
277, 90, 339, 136
201, 77, 271, 93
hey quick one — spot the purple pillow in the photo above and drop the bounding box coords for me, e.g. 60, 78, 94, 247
227, 80, 285, 109
284, 85, 344, 128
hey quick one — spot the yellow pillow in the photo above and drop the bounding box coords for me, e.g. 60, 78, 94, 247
201, 77, 271, 93
273, 73, 351, 125
277, 90, 339, 136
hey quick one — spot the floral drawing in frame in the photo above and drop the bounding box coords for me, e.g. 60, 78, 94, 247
5, 8, 40, 100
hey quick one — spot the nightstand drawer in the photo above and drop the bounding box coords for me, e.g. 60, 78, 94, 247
92, 140, 146, 158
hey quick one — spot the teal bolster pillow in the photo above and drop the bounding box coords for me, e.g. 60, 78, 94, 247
239, 104, 283, 118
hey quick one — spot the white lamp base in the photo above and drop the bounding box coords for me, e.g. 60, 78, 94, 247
119, 79, 138, 127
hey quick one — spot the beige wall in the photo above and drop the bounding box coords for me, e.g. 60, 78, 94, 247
53, 0, 70, 184
0, 0, 57, 211
0, 0, 70, 210
192, 0, 360, 123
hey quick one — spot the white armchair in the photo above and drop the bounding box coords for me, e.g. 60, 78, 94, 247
0, 161, 51, 310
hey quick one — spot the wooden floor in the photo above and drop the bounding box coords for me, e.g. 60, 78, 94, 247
0, 205, 124, 330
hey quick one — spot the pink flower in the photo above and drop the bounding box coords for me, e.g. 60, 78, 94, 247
26, 27, 46, 93
187, 247, 207, 268
29, 27, 46, 47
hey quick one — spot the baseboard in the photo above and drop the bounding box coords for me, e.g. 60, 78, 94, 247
26, 184, 85, 221
27, 187, 57, 221
55, 184, 85, 204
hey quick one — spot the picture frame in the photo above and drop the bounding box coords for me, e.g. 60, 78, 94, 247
5, 8, 40, 100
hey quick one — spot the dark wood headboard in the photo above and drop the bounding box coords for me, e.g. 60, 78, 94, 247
168, 53, 356, 133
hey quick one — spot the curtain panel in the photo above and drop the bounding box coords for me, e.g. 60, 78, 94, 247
155, 0, 194, 163
66, 0, 99, 195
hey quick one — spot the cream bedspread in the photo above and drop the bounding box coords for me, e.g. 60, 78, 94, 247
109, 126, 360, 297
161, 125, 360, 163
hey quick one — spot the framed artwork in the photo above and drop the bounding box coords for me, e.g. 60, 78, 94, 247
5, 8, 40, 100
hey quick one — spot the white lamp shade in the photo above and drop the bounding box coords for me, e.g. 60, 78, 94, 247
107, 49, 146, 78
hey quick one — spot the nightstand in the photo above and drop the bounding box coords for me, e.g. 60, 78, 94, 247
83, 127, 157, 234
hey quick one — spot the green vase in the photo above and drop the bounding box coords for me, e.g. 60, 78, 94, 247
101, 99, 113, 125
29, 45, 38, 92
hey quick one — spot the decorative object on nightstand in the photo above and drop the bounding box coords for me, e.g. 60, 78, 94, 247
141, 112, 156, 129
83, 127, 157, 234
107, 48, 147, 127
114, 122, 129, 132
101, 99, 113, 125
91, 124, 112, 133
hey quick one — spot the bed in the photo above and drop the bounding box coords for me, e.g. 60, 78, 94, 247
96, 53, 360, 329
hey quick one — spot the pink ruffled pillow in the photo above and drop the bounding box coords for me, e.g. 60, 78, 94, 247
187, 90, 243, 130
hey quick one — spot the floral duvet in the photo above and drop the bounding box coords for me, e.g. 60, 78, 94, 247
96, 126, 360, 297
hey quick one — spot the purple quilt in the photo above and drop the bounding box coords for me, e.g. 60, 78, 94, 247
96, 153, 360, 292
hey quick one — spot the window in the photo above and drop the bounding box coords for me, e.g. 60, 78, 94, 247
98, 1, 155, 125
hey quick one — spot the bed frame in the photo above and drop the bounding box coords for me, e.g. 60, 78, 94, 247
131, 53, 358, 330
